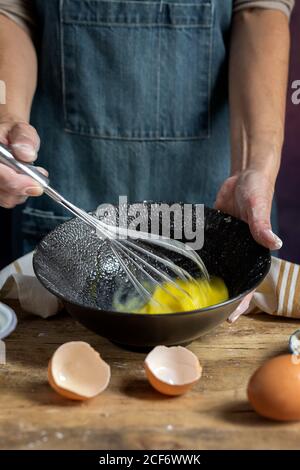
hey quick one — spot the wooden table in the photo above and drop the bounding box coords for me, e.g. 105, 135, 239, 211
0, 301, 300, 450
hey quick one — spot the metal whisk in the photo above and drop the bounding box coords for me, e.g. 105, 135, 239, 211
0, 143, 209, 310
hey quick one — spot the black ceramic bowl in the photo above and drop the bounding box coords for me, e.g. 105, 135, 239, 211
33, 204, 271, 349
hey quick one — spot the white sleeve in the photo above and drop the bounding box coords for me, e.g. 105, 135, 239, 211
0, 0, 35, 34
233, 0, 295, 18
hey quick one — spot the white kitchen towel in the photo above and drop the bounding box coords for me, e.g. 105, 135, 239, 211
0, 252, 299, 320
0, 252, 62, 317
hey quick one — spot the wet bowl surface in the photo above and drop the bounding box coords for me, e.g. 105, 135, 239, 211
33, 204, 271, 349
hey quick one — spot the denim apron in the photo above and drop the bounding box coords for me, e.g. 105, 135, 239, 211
22, 0, 233, 251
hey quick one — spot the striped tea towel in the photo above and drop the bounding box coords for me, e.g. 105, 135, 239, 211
0, 252, 299, 320
246, 256, 300, 318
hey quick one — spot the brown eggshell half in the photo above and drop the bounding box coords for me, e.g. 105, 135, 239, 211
144, 345, 202, 396
48, 341, 111, 401
248, 354, 300, 421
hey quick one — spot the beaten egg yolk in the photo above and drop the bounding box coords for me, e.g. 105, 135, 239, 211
136, 277, 229, 314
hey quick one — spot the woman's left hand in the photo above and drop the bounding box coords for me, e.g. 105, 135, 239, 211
214, 169, 282, 251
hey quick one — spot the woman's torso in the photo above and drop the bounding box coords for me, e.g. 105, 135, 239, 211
22, 0, 233, 248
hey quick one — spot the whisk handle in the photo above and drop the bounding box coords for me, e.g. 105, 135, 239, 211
0, 142, 49, 188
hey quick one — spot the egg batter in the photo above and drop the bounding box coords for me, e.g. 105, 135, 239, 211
135, 276, 229, 314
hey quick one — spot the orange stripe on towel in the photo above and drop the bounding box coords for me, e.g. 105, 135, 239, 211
282, 263, 295, 316
292, 265, 300, 317
275, 260, 285, 315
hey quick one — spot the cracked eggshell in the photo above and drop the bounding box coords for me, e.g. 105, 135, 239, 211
144, 345, 202, 396
48, 341, 111, 401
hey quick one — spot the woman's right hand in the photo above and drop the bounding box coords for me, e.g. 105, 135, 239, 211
0, 117, 47, 208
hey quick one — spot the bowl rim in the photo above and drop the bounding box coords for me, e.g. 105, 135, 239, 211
32, 206, 271, 318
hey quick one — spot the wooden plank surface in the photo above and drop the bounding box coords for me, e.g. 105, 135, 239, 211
0, 301, 300, 450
